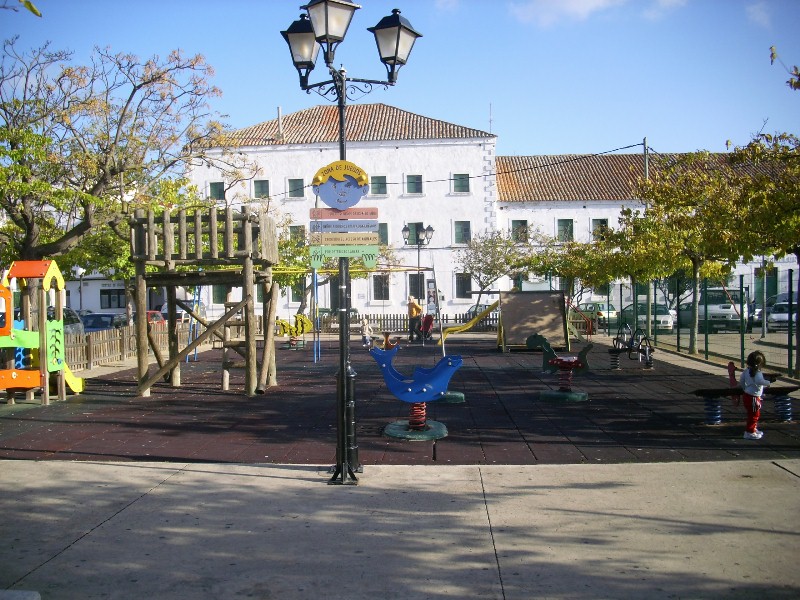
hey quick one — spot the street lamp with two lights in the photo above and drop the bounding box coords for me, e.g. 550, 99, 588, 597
281, 0, 422, 485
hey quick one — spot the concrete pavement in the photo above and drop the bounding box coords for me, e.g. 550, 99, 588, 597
2, 334, 800, 598
2, 459, 799, 599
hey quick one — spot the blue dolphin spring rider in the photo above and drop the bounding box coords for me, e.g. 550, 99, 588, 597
369, 345, 462, 433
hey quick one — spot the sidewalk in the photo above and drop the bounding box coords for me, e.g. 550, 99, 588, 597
1, 334, 799, 598
2, 460, 799, 599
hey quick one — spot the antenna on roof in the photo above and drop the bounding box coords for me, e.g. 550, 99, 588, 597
277, 107, 284, 141
489, 102, 493, 134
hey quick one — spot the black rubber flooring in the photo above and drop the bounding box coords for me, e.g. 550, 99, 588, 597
1, 336, 798, 465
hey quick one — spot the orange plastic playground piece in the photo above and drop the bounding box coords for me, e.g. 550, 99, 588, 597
0, 369, 43, 390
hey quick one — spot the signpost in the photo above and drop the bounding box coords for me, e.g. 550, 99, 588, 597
310, 160, 377, 484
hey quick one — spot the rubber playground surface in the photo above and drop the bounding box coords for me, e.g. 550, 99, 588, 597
1, 334, 799, 465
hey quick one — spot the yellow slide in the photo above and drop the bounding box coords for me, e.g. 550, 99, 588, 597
63, 363, 85, 393
438, 300, 500, 346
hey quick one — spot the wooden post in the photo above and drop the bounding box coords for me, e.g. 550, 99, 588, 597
166, 286, 180, 386
133, 209, 151, 396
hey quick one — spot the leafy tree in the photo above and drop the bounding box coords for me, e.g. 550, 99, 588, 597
770, 46, 800, 91
630, 152, 746, 353
0, 38, 254, 272
729, 132, 800, 373
456, 228, 536, 307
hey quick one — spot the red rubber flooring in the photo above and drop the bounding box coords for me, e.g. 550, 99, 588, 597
1, 336, 798, 465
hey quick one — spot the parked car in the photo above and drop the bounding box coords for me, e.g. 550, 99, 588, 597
620, 303, 675, 332
160, 302, 206, 323
678, 288, 749, 332
766, 302, 793, 332
750, 302, 763, 326
766, 293, 793, 310
13, 306, 84, 336
82, 313, 129, 333
134, 310, 165, 324
577, 301, 618, 324
465, 303, 498, 320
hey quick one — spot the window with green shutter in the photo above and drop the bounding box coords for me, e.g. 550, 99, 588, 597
373, 274, 390, 300
406, 175, 422, 195
454, 221, 471, 244
557, 219, 574, 242
209, 181, 225, 201
370, 175, 387, 195
288, 178, 304, 198
453, 173, 470, 193
254, 180, 269, 198
455, 273, 472, 299
378, 222, 388, 245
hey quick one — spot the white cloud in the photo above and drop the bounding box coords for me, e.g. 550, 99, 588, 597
746, 1, 771, 28
643, 0, 689, 20
508, 0, 629, 28
435, 0, 460, 10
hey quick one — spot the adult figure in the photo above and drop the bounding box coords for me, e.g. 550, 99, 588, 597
407, 295, 423, 342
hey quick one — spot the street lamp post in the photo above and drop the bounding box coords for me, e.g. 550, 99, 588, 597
402, 223, 434, 297
282, 0, 421, 485
73, 266, 86, 312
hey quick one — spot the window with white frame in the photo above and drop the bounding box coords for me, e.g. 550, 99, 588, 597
455, 273, 472, 299
405, 174, 423, 195
557, 219, 574, 242
100, 289, 127, 310
409, 272, 424, 300
511, 219, 528, 242
373, 274, 390, 301
289, 225, 306, 245
253, 180, 269, 199
454, 221, 471, 244
591, 218, 609, 240
370, 175, 387, 196
378, 222, 388, 245
288, 178, 305, 198
452, 173, 470, 194
209, 181, 225, 201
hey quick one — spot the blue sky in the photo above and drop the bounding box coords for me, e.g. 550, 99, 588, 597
5, 0, 800, 156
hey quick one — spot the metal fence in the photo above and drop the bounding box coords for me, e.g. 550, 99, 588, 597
595, 270, 797, 376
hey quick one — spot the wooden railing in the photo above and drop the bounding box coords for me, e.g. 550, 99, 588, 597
64, 323, 201, 372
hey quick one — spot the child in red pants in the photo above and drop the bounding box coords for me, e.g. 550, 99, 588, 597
739, 351, 773, 440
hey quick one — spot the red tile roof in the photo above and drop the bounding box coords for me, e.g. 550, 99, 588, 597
496, 154, 647, 202
230, 103, 495, 146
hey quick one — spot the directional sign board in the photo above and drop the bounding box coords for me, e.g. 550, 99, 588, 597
310, 220, 378, 234
310, 233, 379, 245
309, 160, 379, 268
310, 245, 379, 269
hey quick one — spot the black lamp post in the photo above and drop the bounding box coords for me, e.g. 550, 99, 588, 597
282, 1, 421, 485
402, 223, 434, 299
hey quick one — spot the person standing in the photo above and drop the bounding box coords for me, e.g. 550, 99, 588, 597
360, 317, 373, 348
739, 350, 773, 440
407, 295, 423, 342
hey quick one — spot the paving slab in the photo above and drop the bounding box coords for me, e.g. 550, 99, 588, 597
1, 460, 799, 599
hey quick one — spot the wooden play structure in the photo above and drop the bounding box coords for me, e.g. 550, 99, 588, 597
129, 206, 279, 397
0, 260, 84, 404
439, 291, 570, 351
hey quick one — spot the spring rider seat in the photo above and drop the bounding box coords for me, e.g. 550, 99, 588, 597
526, 333, 592, 402
369, 345, 462, 440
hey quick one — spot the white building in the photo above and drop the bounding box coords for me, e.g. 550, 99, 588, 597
63, 103, 792, 318
187, 103, 500, 319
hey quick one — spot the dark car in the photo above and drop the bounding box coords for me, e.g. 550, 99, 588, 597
82, 313, 129, 333
13, 306, 84, 336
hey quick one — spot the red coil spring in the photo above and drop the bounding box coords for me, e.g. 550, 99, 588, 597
408, 402, 427, 430
558, 365, 574, 392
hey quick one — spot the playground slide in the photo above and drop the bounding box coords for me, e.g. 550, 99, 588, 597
438, 300, 500, 346
63, 363, 84, 393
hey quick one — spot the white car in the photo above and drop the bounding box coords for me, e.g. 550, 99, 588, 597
766, 302, 793, 332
